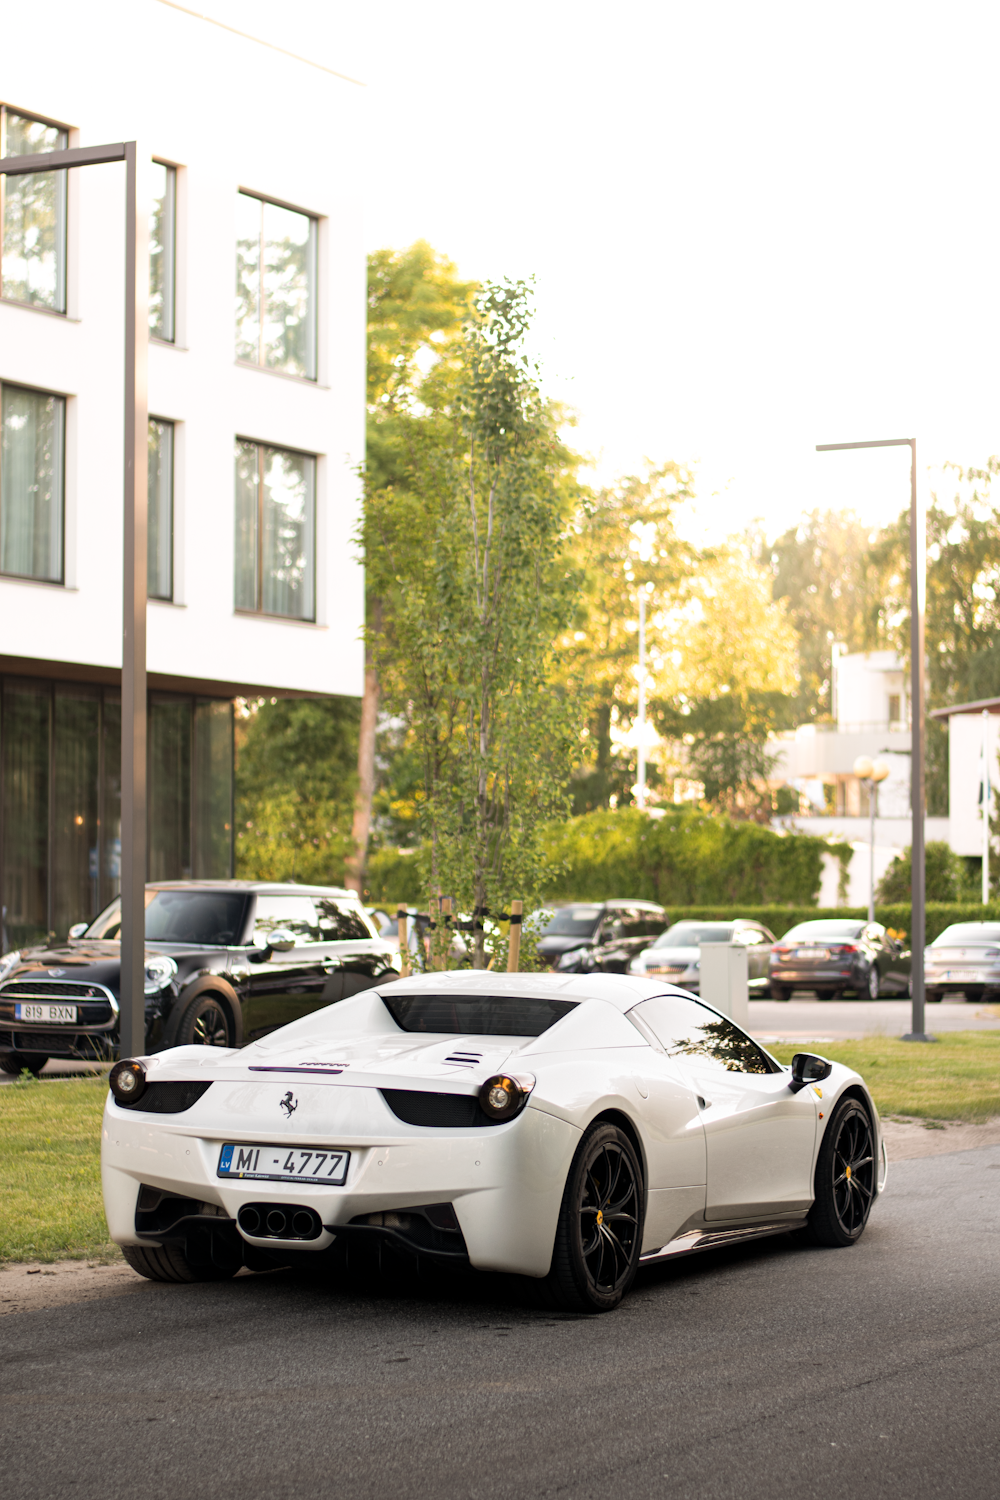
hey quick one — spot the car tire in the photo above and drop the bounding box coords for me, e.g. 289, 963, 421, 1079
814, 989, 834, 1001
926, 988, 942, 1003
0, 1051, 47, 1076
544, 1120, 644, 1313
770, 985, 790, 1002
867, 967, 881, 1000
174, 995, 232, 1048
120, 1243, 238, 1283
798, 1098, 876, 1248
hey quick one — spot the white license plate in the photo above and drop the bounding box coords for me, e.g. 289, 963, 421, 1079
14, 1003, 77, 1023
795, 948, 828, 960
217, 1143, 350, 1186
943, 970, 983, 983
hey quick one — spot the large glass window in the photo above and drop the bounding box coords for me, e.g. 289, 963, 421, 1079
52, 687, 100, 939
148, 696, 192, 882
1, 681, 50, 949
0, 383, 65, 582
633, 995, 776, 1075
235, 192, 317, 379
234, 440, 316, 621
193, 700, 233, 877
149, 161, 176, 342
148, 418, 173, 600
1, 107, 67, 312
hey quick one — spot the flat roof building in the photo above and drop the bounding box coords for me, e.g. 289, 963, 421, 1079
1, 3, 365, 947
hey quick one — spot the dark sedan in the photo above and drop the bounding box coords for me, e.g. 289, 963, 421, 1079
769, 919, 911, 1001
537, 901, 667, 974
0, 881, 400, 1075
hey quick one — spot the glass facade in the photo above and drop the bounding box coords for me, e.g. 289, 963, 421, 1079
148, 418, 173, 600
0, 680, 233, 950
234, 439, 315, 620
235, 192, 317, 379
1, 108, 68, 312
0, 383, 65, 582
149, 161, 176, 341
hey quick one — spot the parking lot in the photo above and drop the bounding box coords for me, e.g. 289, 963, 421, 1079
2, 1139, 998, 1500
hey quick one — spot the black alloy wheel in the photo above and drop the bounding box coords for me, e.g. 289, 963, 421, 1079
800, 1098, 876, 1248
867, 966, 881, 1000
926, 988, 942, 1003
545, 1121, 644, 1312
176, 996, 232, 1048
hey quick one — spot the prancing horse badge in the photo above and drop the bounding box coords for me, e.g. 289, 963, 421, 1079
279, 1092, 298, 1118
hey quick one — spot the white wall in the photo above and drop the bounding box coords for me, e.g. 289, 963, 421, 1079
0, 0, 366, 698
834, 650, 905, 729
947, 712, 999, 856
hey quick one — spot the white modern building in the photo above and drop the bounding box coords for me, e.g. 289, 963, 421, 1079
931, 698, 998, 858
768, 649, 948, 905
0, 3, 365, 947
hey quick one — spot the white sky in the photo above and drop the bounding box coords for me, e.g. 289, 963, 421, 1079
195, 0, 1000, 544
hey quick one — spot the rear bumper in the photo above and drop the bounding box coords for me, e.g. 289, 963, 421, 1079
102, 1081, 582, 1278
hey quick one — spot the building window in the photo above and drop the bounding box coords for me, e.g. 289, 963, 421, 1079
234, 440, 316, 621
148, 418, 174, 600
149, 161, 176, 342
888, 693, 901, 726
0, 106, 68, 312
235, 191, 317, 379
0, 382, 65, 582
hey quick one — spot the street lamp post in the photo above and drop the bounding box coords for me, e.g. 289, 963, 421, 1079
853, 756, 890, 922
817, 437, 932, 1041
636, 591, 647, 810
0, 142, 148, 1057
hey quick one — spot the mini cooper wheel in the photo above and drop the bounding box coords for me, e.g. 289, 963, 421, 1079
120, 1243, 238, 1283
801, 1098, 876, 1248
545, 1121, 644, 1313
175, 995, 232, 1048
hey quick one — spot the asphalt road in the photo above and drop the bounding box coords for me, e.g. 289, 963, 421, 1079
2, 1145, 998, 1500
748, 994, 1000, 1040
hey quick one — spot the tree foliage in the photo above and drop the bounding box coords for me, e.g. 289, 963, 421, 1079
362, 280, 579, 961
875, 840, 975, 903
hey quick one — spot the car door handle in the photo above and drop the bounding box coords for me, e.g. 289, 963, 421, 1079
322, 959, 342, 973
697, 1096, 709, 1110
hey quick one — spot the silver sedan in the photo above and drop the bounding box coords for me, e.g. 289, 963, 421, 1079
925, 922, 1000, 1002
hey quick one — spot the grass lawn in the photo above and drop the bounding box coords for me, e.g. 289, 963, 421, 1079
0, 1072, 116, 1264
769, 1031, 1000, 1124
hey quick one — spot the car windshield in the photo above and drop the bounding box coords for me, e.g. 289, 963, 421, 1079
86, 891, 248, 945
932, 925, 1000, 945
381, 992, 577, 1036
781, 921, 865, 941
650, 924, 734, 949
543, 907, 602, 938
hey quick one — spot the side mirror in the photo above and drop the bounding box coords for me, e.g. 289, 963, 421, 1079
789, 1052, 833, 1093
68, 923, 88, 940
265, 929, 297, 954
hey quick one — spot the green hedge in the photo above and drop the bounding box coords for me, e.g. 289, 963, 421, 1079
365, 845, 425, 908
539, 808, 849, 907
655, 903, 1000, 946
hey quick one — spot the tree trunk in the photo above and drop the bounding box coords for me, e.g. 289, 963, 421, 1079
344, 607, 381, 894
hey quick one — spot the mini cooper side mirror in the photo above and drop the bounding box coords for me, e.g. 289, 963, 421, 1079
68, 922, 88, 940
265, 929, 297, 954
789, 1052, 833, 1094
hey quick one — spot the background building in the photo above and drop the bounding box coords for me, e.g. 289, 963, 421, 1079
0, 2, 365, 947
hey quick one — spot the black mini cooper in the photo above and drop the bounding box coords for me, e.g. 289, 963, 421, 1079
0, 881, 400, 1075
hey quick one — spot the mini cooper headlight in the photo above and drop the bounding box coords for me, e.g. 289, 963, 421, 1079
109, 1059, 147, 1105
144, 955, 178, 994
479, 1073, 535, 1122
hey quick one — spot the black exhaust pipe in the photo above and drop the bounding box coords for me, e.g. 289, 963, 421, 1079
237, 1205, 261, 1235
266, 1209, 287, 1236
237, 1203, 323, 1241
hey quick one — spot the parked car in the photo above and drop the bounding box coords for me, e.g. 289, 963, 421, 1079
768, 919, 911, 1001
0, 881, 400, 1075
537, 901, 667, 973
102, 970, 886, 1310
924, 922, 1000, 1002
628, 919, 776, 993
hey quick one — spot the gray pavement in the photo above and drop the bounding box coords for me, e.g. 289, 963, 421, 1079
2, 1145, 998, 1500
749, 994, 1000, 1041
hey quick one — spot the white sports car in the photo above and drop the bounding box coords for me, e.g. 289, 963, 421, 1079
102, 972, 887, 1312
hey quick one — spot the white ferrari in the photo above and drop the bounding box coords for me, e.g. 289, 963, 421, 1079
102, 971, 887, 1312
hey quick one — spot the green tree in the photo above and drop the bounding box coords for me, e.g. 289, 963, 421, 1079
235, 698, 359, 883
876, 841, 974, 903
363, 280, 578, 963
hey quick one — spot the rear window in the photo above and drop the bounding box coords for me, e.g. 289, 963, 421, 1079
543, 907, 602, 938
781, 921, 865, 941
381, 993, 577, 1036
932, 925, 1000, 945
651, 924, 734, 949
